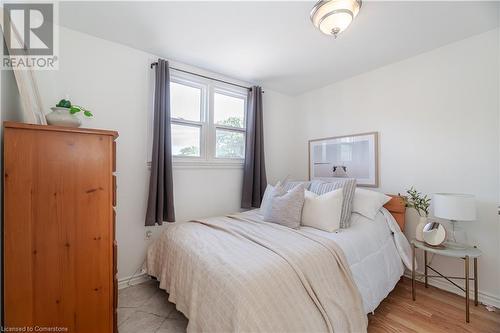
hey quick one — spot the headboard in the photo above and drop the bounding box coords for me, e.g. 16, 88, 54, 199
383, 195, 406, 231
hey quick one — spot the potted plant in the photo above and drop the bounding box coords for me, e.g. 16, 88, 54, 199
402, 187, 431, 242
46, 99, 93, 128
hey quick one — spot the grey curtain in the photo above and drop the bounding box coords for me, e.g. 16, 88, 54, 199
241, 86, 267, 208
145, 59, 175, 225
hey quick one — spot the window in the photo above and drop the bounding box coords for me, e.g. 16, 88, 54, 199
171, 124, 201, 157
171, 82, 202, 122
170, 73, 247, 164
170, 78, 205, 158
214, 91, 246, 159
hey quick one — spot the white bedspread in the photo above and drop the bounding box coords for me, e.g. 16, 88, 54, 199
147, 207, 410, 324
147, 211, 367, 332
300, 209, 406, 314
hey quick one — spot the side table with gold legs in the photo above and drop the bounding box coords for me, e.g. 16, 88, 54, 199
411, 240, 482, 323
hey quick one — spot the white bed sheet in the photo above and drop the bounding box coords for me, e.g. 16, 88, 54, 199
300, 211, 405, 314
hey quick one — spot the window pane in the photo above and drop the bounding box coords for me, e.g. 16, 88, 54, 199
170, 82, 201, 121
172, 124, 200, 157
216, 129, 245, 159
214, 93, 245, 128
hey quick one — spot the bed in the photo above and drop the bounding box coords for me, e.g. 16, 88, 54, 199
146, 196, 409, 333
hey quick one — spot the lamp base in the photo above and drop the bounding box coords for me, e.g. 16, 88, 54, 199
447, 220, 469, 249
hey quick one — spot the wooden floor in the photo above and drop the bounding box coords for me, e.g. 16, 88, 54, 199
368, 277, 500, 333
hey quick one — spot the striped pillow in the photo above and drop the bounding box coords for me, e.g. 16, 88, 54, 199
309, 178, 357, 228
282, 181, 311, 192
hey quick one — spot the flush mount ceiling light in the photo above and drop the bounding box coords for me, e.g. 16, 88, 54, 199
310, 0, 362, 38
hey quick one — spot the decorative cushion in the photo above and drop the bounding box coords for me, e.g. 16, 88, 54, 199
353, 188, 392, 220
263, 184, 305, 229
282, 181, 311, 192
309, 178, 357, 228
260, 183, 286, 215
301, 189, 343, 232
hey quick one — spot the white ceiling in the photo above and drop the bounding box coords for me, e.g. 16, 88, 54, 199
59, 1, 499, 95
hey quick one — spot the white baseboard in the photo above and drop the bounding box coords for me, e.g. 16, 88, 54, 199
403, 271, 500, 309
118, 272, 151, 290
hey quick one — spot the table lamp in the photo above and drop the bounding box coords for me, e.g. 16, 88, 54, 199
433, 193, 476, 249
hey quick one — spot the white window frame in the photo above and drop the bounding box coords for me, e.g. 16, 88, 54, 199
170, 75, 207, 160
170, 71, 247, 167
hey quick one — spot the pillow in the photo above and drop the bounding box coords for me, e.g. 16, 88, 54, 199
263, 184, 305, 229
282, 181, 311, 192
301, 189, 343, 232
352, 188, 392, 220
260, 183, 286, 215
309, 178, 356, 228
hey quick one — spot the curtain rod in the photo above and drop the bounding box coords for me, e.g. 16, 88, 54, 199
150, 62, 256, 91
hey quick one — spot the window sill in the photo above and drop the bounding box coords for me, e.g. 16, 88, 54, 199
147, 160, 244, 170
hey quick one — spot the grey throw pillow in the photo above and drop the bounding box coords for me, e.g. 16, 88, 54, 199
260, 183, 286, 215
263, 184, 305, 229
309, 178, 357, 228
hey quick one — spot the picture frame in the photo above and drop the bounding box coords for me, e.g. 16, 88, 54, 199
308, 132, 379, 187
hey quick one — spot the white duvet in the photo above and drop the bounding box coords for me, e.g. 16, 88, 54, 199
300, 208, 409, 314
147, 206, 412, 317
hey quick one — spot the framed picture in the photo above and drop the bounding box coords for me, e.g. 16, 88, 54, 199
308, 132, 379, 187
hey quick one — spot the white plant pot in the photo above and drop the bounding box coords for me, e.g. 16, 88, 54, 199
46, 107, 81, 128
415, 216, 427, 242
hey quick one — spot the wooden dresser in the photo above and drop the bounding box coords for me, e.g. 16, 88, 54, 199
3, 122, 118, 332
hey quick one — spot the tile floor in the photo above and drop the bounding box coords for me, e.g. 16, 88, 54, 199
118, 279, 188, 333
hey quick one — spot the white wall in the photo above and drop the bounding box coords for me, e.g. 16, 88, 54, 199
498, 7, 500, 307
292, 29, 500, 305
1, 69, 22, 122
263, 89, 301, 183
32, 27, 296, 280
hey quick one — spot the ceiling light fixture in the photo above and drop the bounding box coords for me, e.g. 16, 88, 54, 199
310, 0, 362, 38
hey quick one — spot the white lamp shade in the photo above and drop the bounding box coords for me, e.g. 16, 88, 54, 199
433, 193, 476, 221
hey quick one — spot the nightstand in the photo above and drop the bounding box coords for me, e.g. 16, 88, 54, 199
411, 240, 482, 323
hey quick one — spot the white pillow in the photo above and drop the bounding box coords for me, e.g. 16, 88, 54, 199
301, 189, 343, 232
352, 188, 391, 220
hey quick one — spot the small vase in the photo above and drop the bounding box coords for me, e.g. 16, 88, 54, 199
46, 107, 81, 128
415, 216, 427, 242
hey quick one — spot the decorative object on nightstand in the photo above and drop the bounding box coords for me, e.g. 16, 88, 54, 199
402, 187, 431, 242
422, 222, 446, 246
411, 240, 481, 323
433, 193, 476, 249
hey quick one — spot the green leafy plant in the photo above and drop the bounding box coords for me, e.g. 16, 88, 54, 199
401, 186, 431, 217
179, 146, 199, 156
56, 99, 93, 118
